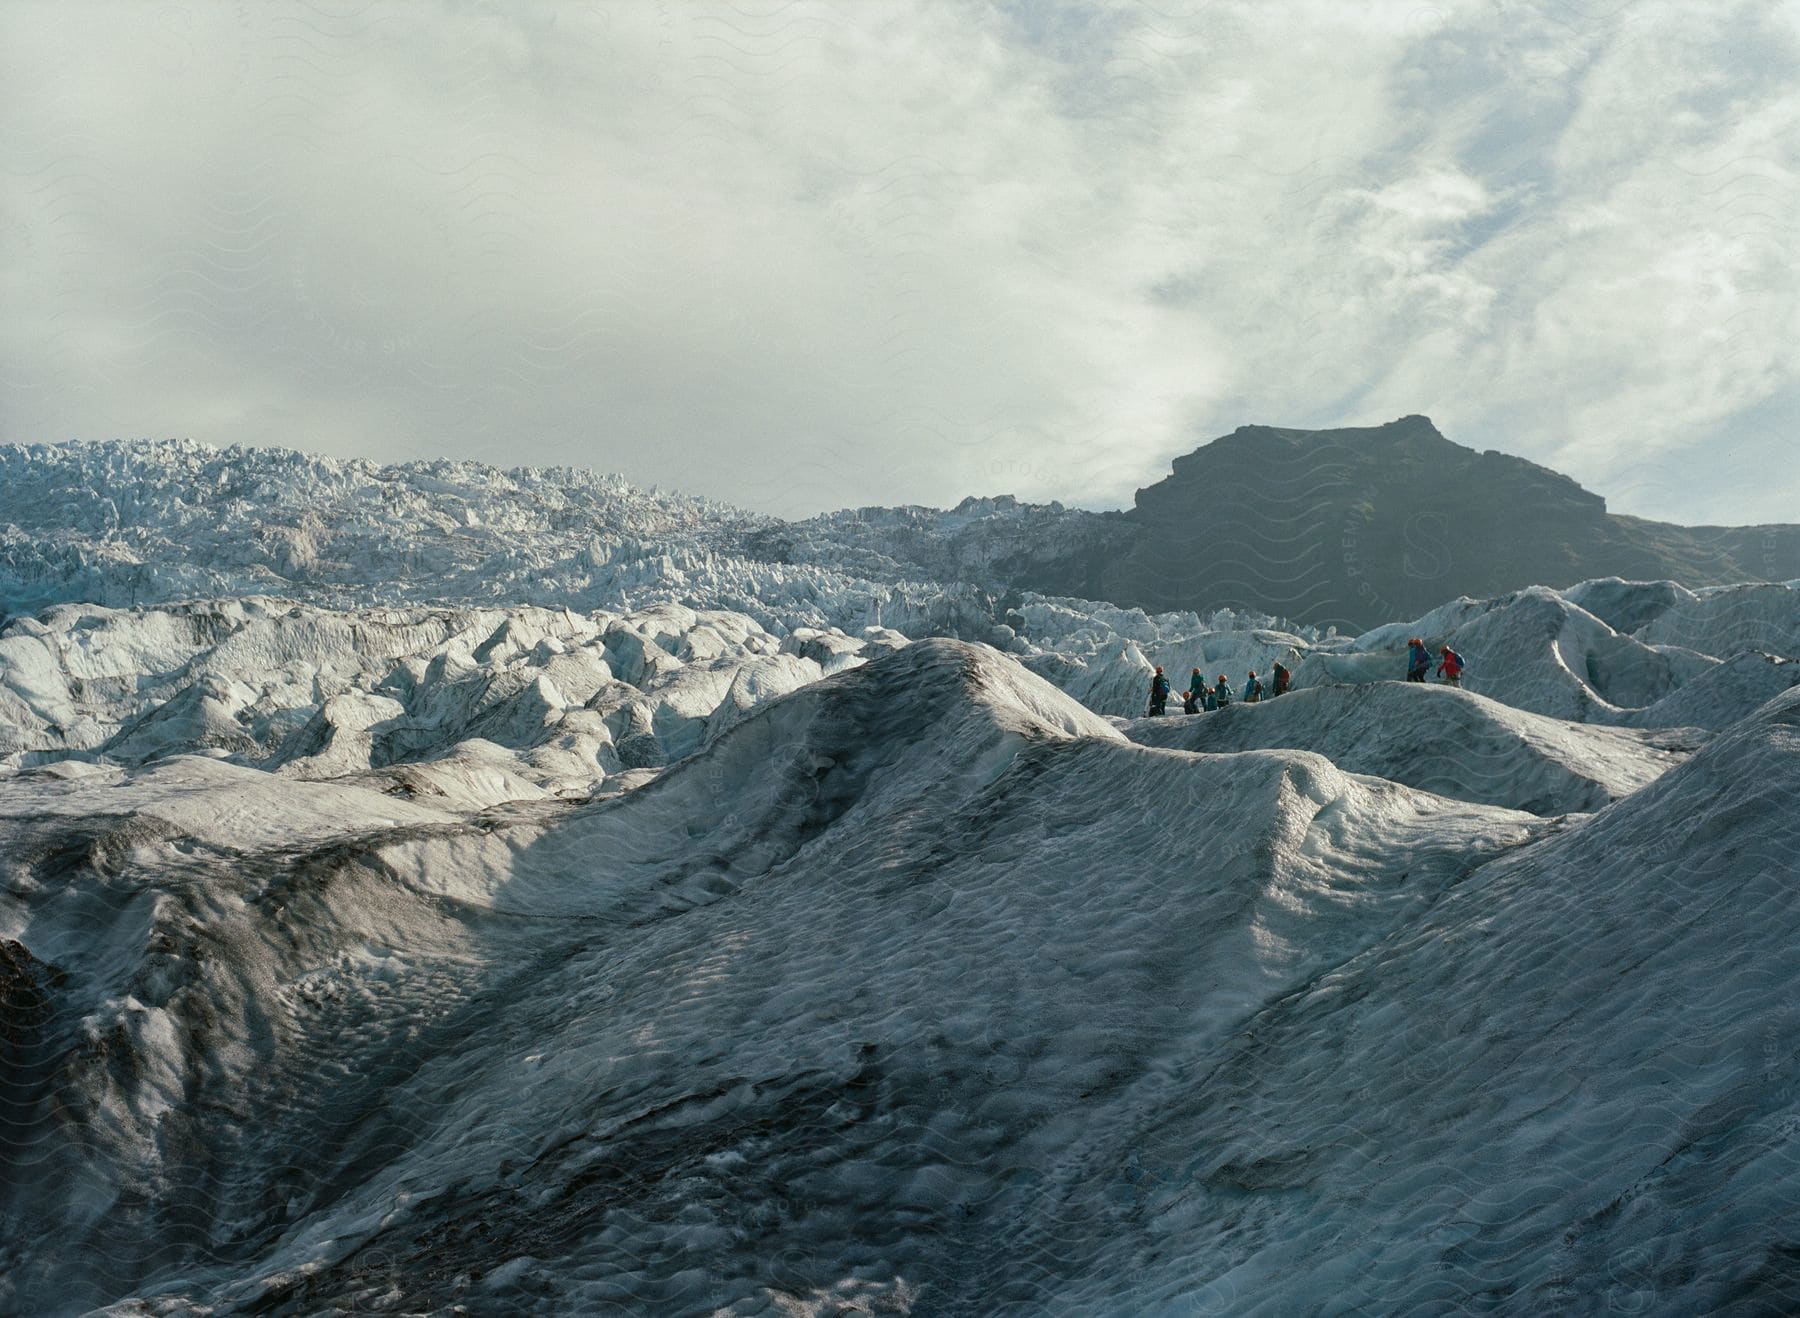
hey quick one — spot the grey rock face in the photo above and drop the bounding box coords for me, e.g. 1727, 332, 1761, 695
1044, 416, 1799, 631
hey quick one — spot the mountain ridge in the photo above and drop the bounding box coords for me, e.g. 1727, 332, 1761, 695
4, 421, 1796, 632
1073, 414, 1800, 628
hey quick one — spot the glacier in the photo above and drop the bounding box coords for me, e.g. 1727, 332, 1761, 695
3, 440, 1799, 1314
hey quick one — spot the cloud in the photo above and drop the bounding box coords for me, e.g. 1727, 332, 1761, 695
1, 0, 1795, 525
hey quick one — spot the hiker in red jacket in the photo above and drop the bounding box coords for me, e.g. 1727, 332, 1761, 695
1436, 645, 1465, 687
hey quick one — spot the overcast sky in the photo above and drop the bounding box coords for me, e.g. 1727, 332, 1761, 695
3, 1, 1796, 522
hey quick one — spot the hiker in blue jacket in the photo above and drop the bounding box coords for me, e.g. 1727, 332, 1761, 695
1148, 665, 1171, 716
1213, 673, 1235, 706
1406, 638, 1431, 682
1243, 670, 1264, 703
1186, 667, 1207, 714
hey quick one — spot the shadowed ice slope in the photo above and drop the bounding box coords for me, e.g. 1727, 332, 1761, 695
2, 640, 1546, 1315
1633, 582, 1800, 658
1614, 649, 1800, 732
1122, 681, 1690, 815
1559, 577, 1699, 636
1087, 683, 1800, 1312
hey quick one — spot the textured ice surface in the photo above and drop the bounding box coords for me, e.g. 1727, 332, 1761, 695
0, 598, 839, 793
4, 441, 1800, 1313
1123, 680, 1690, 815
4, 644, 1797, 1314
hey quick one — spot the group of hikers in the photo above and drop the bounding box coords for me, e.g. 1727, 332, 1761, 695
1147, 662, 1291, 716
1145, 640, 1469, 716
1406, 637, 1465, 686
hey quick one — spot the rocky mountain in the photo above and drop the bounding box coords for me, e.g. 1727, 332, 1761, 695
1065, 415, 1800, 631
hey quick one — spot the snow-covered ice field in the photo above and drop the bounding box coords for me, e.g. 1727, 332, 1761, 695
4, 446, 1800, 1313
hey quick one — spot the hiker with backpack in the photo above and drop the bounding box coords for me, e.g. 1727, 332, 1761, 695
1148, 665, 1171, 716
1271, 661, 1291, 696
1186, 667, 1207, 714
1243, 670, 1264, 703
1213, 674, 1234, 706
1437, 645, 1465, 687
1203, 681, 1219, 712
1406, 638, 1431, 682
